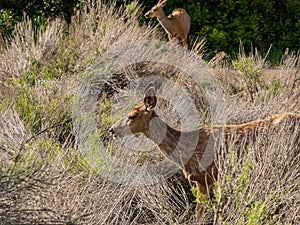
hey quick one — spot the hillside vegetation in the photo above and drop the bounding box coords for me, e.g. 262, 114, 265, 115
0, 1, 299, 224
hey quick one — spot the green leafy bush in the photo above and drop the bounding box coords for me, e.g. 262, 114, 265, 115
0, 0, 79, 37
2, 0, 300, 63
141, 0, 300, 63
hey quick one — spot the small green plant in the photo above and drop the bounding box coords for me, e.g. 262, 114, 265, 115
0, 9, 22, 37
124, 1, 139, 16
246, 200, 268, 225
191, 185, 213, 212
232, 56, 260, 101
231, 44, 270, 101
97, 98, 113, 140
232, 56, 260, 81
15, 59, 67, 87
8, 141, 43, 178
13, 84, 41, 133
269, 77, 281, 96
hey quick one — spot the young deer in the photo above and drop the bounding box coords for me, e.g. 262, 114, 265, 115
145, 0, 190, 47
110, 85, 300, 221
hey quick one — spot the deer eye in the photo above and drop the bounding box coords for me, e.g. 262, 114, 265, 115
128, 115, 137, 121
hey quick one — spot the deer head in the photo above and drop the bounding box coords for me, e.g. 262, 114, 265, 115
110, 84, 158, 138
144, 0, 168, 18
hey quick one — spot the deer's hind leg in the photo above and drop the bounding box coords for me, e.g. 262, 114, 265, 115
182, 38, 188, 48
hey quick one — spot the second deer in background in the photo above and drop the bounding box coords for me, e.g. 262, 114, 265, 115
145, 0, 190, 47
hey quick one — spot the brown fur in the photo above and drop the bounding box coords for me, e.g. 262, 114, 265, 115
144, 0, 190, 47
111, 95, 300, 221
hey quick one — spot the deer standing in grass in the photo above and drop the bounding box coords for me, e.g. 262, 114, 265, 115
145, 0, 190, 47
110, 84, 300, 222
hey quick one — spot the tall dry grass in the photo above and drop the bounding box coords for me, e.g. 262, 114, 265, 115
0, 0, 299, 224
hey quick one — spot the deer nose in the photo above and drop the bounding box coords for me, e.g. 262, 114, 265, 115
144, 12, 150, 18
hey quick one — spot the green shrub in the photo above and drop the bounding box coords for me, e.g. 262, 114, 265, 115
141, 0, 300, 63
13, 83, 40, 132
0, 0, 79, 38
0, 9, 22, 37
3, 0, 300, 63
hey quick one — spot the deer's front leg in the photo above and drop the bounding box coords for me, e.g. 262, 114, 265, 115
195, 181, 210, 223
167, 33, 175, 43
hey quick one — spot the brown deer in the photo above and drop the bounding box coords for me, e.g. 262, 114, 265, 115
145, 0, 190, 47
110, 84, 300, 221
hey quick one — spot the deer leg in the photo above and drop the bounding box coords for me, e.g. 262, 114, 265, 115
195, 181, 210, 222
168, 35, 181, 46
167, 33, 173, 42
182, 38, 188, 48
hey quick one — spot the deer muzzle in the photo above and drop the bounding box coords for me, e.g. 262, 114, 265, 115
144, 12, 151, 19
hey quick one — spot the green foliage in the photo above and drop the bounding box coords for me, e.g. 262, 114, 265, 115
15, 58, 67, 87
8, 148, 39, 177
246, 200, 268, 225
211, 150, 283, 224
2, 0, 300, 63
0, 8, 22, 36
140, 0, 300, 63
83, 131, 116, 176
11, 69, 72, 138
191, 185, 213, 211
2, 138, 88, 185
124, 0, 139, 16
232, 57, 260, 81
232, 55, 262, 100
17, 60, 45, 86
64, 146, 90, 175
98, 99, 113, 133
13, 82, 40, 132
191, 150, 276, 224
4, 139, 55, 178
229, 46, 288, 100
269, 77, 280, 96
0, 0, 79, 38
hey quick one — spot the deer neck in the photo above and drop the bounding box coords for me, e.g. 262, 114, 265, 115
144, 115, 198, 167
156, 11, 175, 36
144, 116, 180, 156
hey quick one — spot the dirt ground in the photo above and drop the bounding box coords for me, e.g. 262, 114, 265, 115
212, 67, 300, 83
261, 68, 300, 82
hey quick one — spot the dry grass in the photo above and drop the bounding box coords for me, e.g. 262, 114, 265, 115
212, 121, 300, 224
0, 0, 299, 224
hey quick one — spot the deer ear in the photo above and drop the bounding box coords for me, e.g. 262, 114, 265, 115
144, 84, 157, 111
158, 0, 167, 7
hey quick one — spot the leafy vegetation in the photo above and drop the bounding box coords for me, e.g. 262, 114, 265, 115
148, 0, 300, 62
1, 0, 300, 63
